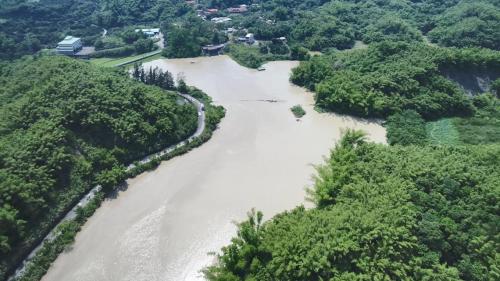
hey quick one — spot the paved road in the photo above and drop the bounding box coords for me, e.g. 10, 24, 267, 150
128, 93, 205, 168
8, 93, 205, 281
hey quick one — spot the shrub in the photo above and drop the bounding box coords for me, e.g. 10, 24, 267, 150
290, 105, 306, 118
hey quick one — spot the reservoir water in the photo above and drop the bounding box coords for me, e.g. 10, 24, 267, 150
42, 56, 386, 281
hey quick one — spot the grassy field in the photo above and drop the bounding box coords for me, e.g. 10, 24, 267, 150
90, 52, 162, 67
426, 118, 460, 145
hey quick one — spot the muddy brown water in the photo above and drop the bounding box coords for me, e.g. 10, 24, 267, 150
41, 56, 386, 281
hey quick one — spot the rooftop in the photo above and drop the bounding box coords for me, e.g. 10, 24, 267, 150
58, 36, 81, 45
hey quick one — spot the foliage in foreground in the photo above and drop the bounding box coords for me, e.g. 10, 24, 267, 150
206, 130, 500, 281
0, 56, 198, 279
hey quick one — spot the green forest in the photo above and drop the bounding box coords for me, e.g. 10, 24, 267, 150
0, 56, 198, 279
290, 42, 500, 119
0, 0, 499, 281
205, 130, 500, 281
200, 3, 500, 280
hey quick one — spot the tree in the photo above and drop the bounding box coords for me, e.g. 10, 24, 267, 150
133, 38, 155, 54
386, 110, 427, 145
290, 45, 310, 61
121, 27, 143, 44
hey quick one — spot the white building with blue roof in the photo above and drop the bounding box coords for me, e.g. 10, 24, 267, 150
56, 36, 83, 55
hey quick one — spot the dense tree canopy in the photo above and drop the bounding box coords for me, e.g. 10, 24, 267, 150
427, 1, 500, 50
291, 41, 500, 119
161, 14, 227, 58
206, 130, 500, 281
0, 56, 197, 279
207, 0, 499, 54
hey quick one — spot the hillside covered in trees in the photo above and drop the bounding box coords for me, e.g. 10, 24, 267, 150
0, 56, 198, 279
1, 0, 499, 60
205, 131, 500, 281
290, 42, 500, 119
201, 0, 499, 52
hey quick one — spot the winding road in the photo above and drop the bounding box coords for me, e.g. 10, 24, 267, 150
8, 92, 205, 281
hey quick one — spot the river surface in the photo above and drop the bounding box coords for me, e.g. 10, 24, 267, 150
42, 56, 386, 281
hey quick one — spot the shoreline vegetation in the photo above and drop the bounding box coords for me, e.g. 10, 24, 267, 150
206, 23, 499, 281
290, 105, 306, 118
205, 130, 500, 280
1, 56, 225, 281
226, 44, 290, 69
14, 87, 224, 281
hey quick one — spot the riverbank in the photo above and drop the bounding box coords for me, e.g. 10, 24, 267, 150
10, 88, 224, 281
226, 44, 290, 69
40, 56, 385, 281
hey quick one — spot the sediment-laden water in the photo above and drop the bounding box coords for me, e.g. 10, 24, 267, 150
42, 56, 386, 281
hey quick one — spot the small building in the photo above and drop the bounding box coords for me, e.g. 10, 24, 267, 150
202, 44, 225, 56
245, 33, 255, 44
135, 28, 160, 37
56, 36, 83, 55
